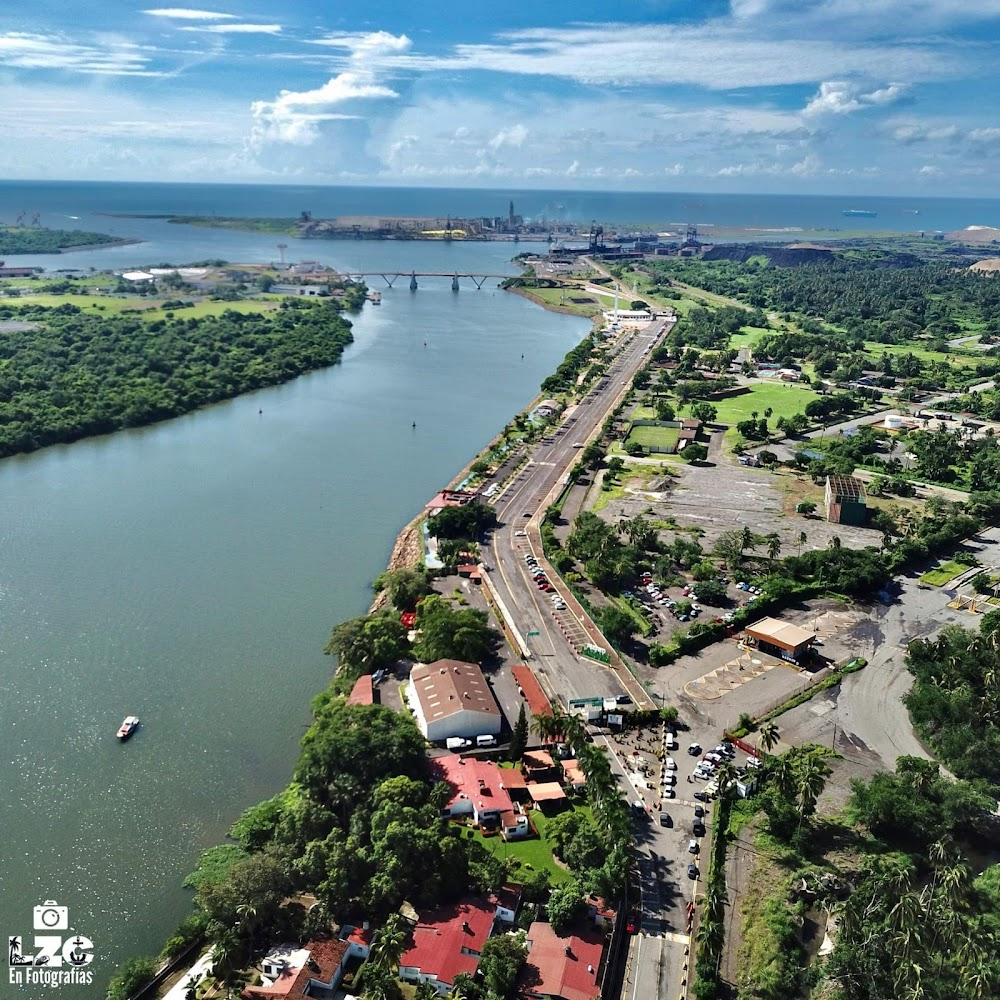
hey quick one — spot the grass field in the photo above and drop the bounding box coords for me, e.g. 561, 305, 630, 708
710, 382, 823, 425
519, 285, 603, 317
920, 561, 968, 586
626, 423, 679, 452
729, 326, 770, 352
862, 340, 979, 369
0, 294, 279, 319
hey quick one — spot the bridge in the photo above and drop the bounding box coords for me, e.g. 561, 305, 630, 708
342, 271, 511, 290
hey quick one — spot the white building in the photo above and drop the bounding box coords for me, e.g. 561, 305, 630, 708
407, 659, 501, 742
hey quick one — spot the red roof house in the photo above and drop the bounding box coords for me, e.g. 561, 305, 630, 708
432, 754, 514, 825
520, 922, 605, 1000
241, 938, 350, 1000
398, 900, 495, 992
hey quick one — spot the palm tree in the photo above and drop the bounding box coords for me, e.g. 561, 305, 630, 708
532, 711, 560, 747
758, 721, 780, 754
766, 532, 781, 561
796, 530, 807, 556
369, 912, 408, 975
796, 756, 831, 822
714, 761, 738, 797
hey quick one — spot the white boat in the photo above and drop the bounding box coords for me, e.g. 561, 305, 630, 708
116, 716, 139, 740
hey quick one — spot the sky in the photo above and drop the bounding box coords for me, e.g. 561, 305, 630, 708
2, 1, 1000, 194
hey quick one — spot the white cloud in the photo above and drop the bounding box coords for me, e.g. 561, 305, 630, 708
889, 121, 960, 144
487, 124, 528, 151
181, 24, 282, 35
249, 33, 412, 150
143, 8, 236, 19
566, 160, 580, 176
968, 128, 1000, 146
0, 31, 156, 75
917, 164, 944, 177
803, 80, 907, 116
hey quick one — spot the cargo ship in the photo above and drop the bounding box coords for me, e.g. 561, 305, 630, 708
842, 209, 878, 218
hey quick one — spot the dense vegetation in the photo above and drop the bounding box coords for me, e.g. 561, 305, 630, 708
0, 297, 354, 458
905, 623, 1000, 790
0, 224, 123, 253
641, 255, 1000, 343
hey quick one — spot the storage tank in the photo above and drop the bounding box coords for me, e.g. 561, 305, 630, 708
883, 414, 905, 430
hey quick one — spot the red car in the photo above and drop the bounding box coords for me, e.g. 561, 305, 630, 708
542, 584, 555, 593
626, 913, 640, 934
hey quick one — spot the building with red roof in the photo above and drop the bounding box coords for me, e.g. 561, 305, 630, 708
520, 922, 605, 1000
398, 899, 495, 993
241, 938, 350, 1000
511, 665, 552, 721
425, 489, 479, 511
346, 675, 376, 707
433, 753, 514, 826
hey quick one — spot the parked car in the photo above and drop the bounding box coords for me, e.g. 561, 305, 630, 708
445, 737, 472, 750
687, 863, 699, 880
694, 805, 705, 818
659, 812, 671, 827
665, 733, 677, 749
688, 743, 702, 756
693, 790, 709, 802
661, 787, 676, 799
688, 839, 700, 854
554, 601, 567, 611
514, 530, 527, 537
664, 757, 677, 770
694, 821, 707, 837
662, 774, 676, 786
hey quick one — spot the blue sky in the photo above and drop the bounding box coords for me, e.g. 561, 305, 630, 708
2, 1, 999, 193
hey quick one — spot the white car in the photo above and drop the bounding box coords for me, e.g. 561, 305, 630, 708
662, 773, 676, 786
514, 530, 527, 537
664, 758, 677, 770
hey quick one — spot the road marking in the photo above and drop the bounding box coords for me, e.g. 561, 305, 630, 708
663, 931, 691, 945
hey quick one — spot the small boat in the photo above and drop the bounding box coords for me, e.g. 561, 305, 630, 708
842, 209, 877, 218
117, 716, 139, 740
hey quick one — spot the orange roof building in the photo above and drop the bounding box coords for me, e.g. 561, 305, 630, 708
520, 922, 604, 1000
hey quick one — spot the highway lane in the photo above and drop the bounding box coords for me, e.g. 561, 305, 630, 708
480, 315, 674, 705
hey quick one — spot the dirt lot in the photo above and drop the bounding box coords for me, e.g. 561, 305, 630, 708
602, 430, 885, 558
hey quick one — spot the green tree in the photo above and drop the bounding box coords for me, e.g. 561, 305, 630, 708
478, 932, 527, 1000
509, 703, 529, 760
795, 500, 817, 516
374, 568, 433, 611
681, 442, 708, 462
413, 596, 497, 663
689, 401, 717, 424
324, 611, 408, 674
546, 879, 585, 934
598, 604, 637, 645
427, 501, 498, 540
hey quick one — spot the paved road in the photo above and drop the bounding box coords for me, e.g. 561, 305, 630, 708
481, 316, 674, 707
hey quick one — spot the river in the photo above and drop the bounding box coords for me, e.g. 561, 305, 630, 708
0, 231, 589, 997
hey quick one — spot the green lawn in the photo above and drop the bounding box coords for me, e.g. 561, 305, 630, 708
520, 285, 603, 317
1, 294, 278, 319
729, 326, 770, 351
710, 382, 823, 425
467, 803, 593, 886
919, 561, 968, 586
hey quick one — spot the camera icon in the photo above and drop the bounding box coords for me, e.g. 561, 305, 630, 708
33, 901, 69, 931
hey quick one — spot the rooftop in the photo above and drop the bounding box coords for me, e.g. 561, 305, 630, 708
527, 781, 567, 804
241, 938, 349, 1000
511, 665, 552, 721
426, 489, 480, 511
346, 674, 374, 707
410, 660, 500, 724
826, 474, 867, 501
400, 899, 495, 987
432, 754, 514, 816
744, 616, 816, 651
521, 921, 604, 1000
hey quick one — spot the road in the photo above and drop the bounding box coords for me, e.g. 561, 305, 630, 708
480, 316, 674, 708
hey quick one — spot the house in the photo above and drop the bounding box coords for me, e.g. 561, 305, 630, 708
743, 617, 816, 664
520, 922, 604, 1000
500, 811, 531, 840
241, 939, 350, 1000
339, 925, 373, 959
497, 766, 529, 802
490, 885, 523, 924
398, 900, 495, 994
824, 474, 867, 526
585, 895, 616, 929
432, 754, 514, 826
522, 749, 559, 781
407, 660, 501, 742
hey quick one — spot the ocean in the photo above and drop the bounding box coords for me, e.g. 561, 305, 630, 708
0, 181, 997, 245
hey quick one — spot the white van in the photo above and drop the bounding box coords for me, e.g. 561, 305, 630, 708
446, 737, 472, 750
476, 735, 498, 748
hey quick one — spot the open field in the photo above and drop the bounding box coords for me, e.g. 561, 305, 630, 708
516, 284, 603, 317
0, 294, 279, 319
862, 340, 979, 368
729, 326, 770, 351
709, 381, 823, 425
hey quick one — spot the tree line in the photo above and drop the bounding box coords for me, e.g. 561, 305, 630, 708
0, 298, 355, 458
